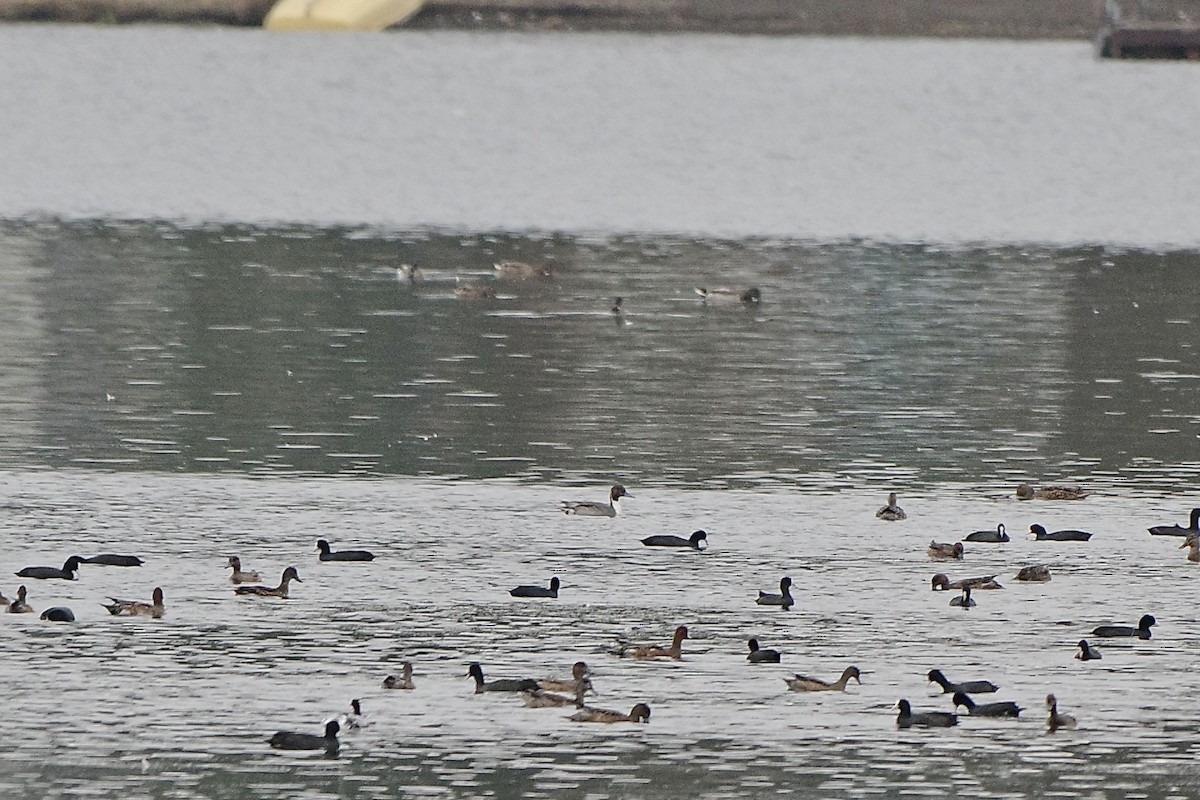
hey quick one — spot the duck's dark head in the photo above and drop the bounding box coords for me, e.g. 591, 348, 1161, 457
1029, 524, 1048, 538
927, 669, 947, 686
630, 703, 651, 722
64, 556, 84, 574
844, 666, 862, 684
611, 485, 631, 500
228, 556, 241, 568
897, 699, 912, 715
690, 530, 708, 547
350, 699, 362, 716
931, 573, 950, 590
748, 638, 760, 653
466, 662, 484, 681
780, 576, 793, 590
951, 691, 974, 709
315, 539, 331, 554
549, 577, 561, 591
324, 719, 341, 738
152, 587, 164, 604
1139, 614, 1156, 630
674, 625, 689, 640
282, 566, 302, 583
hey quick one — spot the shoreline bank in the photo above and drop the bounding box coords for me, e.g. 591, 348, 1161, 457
0, 0, 1109, 39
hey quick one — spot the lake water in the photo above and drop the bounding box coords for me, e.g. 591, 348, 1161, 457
1, 24, 1200, 800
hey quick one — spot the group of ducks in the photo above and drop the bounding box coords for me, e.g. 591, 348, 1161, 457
397, 259, 762, 316
3, 553, 156, 622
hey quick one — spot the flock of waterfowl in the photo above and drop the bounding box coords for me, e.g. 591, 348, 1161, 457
9, 479, 1196, 751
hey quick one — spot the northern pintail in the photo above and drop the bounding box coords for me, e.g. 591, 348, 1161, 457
931, 573, 1002, 591
494, 260, 555, 279
103, 587, 164, 618
948, 587, 976, 609
784, 666, 861, 692
537, 661, 591, 693
522, 679, 591, 708
234, 566, 302, 598
560, 485, 632, 517
1014, 564, 1051, 581
382, 662, 415, 690
694, 286, 761, 305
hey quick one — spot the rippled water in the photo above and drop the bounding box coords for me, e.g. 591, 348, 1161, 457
3, 22, 1200, 800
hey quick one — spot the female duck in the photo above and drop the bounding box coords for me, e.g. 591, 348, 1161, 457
896, 699, 957, 728
538, 661, 591, 693
964, 524, 1009, 543
454, 282, 496, 301
1149, 507, 1200, 536
268, 719, 340, 752
104, 587, 165, 618
316, 539, 375, 562
227, 556, 260, 584
756, 576, 794, 609
570, 703, 651, 724
466, 662, 538, 693
876, 492, 907, 521
931, 574, 1002, 591
494, 260, 555, 279
1015, 564, 1051, 582
1016, 483, 1088, 501
560, 485, 632, 517
522, 679, 591, 708
746, 638, 782, 663
927, 669, 998, 694
382, 662, 415, 690
621, 625, 688, 660
6, 585, 32, 614
510, 577, 560, 598
927, 541, 964, 560
1180, 534, 1200, 563
1028, 524, 1092, 542
235, 566, 302, 598
785, 665, 861, 692
641, 530, 707, 549
17, 556, 83, 580
1046, 694, 1077, 731
1092, 614, 1155, 639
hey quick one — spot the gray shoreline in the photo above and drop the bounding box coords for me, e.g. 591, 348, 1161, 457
0, 0, 1110, 39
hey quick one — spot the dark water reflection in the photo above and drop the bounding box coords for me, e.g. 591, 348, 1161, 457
1, 220, 1197, 491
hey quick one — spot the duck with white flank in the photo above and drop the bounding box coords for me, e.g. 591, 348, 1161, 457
875, 492, 907, 521
510, 577, 560, 598
1029, 524, 1092, 542
641, 530, 707, 549
785, 666, 861, 692
560, 485, 632, 517
315, 539, 375, 562
522, 679, 592, 708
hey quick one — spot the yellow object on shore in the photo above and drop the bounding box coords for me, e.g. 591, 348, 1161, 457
264, 0, 425, 31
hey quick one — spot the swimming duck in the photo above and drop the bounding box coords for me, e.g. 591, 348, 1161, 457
522, 679, 592, 708
1016, 483, 1089, 501
7, 585, 32, 614
694, 286, 762, 306
453, 282, 496, 300
746, 638, 782, 663
396, 264, 423, 286
560, 485, 632, 517
227, 556, 261, 584
466, 662, 539, 693
234, 566, 302, 598
1046, 693, 1077, 731
1075, 639, 1102, 660
1029, 524, 1092, 542
1180, 534, 1200, 563
875, 492, 907, 521
927, 541, 964, 560
494, 260, 555, 279
949, 587, 976, 609
569, 703, 651, 724
784, 665, 861, 692
81, 554, 144, 567
16, 556, 83, 580
896, 699, 957, 728
341, 699, 366, 730
382, 662, 415, 690
641, 530, 708, 549
931, 574, 1003, 591
964, 524, 1009, 543
756, 576, 794, 609
1148, 507, 1200, 536
40, 607, 75, 622
268, 719, 340, 752
951, 691, 1020, 717
1092, 614, 1155, 639
927, 669, 998, 694
315, 539, 375, 562
621, 625, 689, 660
103, 587, 165, 618
1015, 564, 1052, 581
537, 661, 591, 693
510, 577, 560, 598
